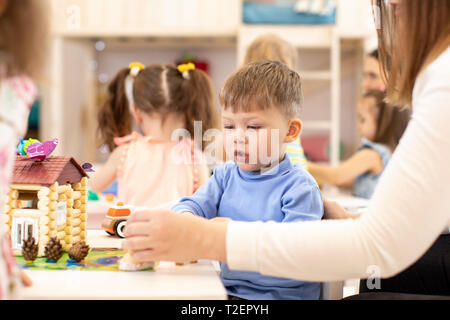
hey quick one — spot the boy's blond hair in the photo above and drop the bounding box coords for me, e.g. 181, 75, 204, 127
244, 34, 298, 70
220, 60, 302, 118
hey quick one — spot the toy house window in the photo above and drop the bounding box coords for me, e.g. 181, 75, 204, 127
17, 191, 38, 209
56, 202, 67, 226
11, 218, 39, 251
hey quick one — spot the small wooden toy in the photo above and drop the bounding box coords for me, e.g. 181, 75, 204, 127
118, 251, 158, 272
102, 202, 146, 238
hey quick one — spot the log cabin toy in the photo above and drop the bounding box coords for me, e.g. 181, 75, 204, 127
3, 155, 89, 256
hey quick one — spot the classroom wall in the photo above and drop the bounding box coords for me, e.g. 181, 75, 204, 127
88, 43, 360, 162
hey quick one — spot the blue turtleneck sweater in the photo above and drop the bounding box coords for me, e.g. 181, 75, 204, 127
172, 157, 324, 300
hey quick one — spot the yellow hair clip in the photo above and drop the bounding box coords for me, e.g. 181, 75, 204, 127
177, 63, 196, 79
129, 62, 145, 77
177, 62, 195, 73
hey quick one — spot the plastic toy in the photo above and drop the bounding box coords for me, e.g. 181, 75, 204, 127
102, 202, 146, 238
88, 190, 100, 201
105, 194, 115, 203
17, 138, 40, 156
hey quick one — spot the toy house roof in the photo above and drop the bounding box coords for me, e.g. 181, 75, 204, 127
12, 156, 89, 187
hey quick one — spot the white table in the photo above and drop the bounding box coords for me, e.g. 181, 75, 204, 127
22, 230, 227, 300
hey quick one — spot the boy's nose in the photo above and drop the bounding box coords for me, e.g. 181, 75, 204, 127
233, 129, 247, 144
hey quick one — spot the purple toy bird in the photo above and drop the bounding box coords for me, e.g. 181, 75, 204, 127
82, 163, 95, 172
26, 138, 58, 161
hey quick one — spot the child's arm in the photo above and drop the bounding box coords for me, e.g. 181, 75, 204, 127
89, 145, 127, 193
307, 149, 383, 187
172, 164, 229, 219
282, 181, 324, 223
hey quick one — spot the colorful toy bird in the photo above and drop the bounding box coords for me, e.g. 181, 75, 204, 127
18, 138, 58, 161
26, 138, 58, 161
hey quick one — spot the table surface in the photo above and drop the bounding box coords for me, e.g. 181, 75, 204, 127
22, 230, 227, 300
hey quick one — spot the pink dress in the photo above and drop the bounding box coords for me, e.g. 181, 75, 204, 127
114, 132, 206, 209
0, 75, 37, 299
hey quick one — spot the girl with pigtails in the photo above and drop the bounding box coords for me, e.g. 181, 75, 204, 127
90, 63, 220, 209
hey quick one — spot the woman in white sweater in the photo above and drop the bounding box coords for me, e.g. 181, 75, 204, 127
123, 0, 450, 297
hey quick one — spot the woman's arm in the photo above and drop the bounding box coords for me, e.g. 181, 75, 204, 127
307, 149, 382, 187
89, 145, 126, 193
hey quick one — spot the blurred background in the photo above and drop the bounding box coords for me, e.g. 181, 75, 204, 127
34, 0, 378, 167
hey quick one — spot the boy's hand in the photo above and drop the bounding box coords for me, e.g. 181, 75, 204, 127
122, 210, 229, 263
323, 198, 361, 220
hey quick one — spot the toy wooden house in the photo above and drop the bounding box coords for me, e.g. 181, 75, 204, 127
3, 156, 89, 256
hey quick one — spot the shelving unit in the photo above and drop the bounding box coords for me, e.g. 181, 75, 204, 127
41, 0, 375, 165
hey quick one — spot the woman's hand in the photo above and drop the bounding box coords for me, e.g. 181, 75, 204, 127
122, 210, 229, 263
323, 198, 361, 220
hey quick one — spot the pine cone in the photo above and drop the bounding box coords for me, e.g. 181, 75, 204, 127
44, 237, 64, 262
68, 241, 90, 262
22, 237, 38, 262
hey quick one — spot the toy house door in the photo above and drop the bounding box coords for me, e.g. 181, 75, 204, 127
10, 217, 39, 251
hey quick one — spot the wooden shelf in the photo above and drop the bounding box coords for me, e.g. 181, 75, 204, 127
52, 27, 239, 39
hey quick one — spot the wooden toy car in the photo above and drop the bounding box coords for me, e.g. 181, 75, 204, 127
101, 202, 141, 238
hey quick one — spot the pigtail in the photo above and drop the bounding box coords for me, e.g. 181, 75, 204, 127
172, 66, 220, 150
97, 68, 133, 152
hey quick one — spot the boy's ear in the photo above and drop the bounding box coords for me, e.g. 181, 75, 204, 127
284, 118, 302, 143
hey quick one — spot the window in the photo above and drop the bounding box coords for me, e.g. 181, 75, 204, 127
17, 191, 38, 209
11, 218, 39, 250
56, 202, 67, 226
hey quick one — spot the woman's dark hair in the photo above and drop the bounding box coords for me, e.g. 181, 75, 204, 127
97, 64, 220, 151
363, 90, 411, 151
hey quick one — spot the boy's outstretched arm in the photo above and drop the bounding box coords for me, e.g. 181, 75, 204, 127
89, 145, 126, 193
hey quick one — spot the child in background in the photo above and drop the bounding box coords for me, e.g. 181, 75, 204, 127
90, 63, 219, 209
171, 61, 323, 300
0, 0, 47, 299
308, 90, 411, 199
244, 34, 308, 170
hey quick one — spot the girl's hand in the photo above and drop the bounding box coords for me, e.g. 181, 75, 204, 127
20, 270, 33, 287
323, 198, 361, 220
122, 210, 229, 263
